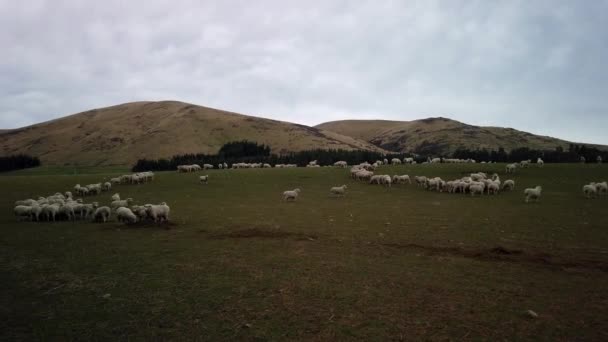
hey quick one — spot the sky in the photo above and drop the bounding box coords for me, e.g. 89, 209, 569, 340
1, 0, 607, 144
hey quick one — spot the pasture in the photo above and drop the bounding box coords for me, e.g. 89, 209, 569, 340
1, 163, 607, 340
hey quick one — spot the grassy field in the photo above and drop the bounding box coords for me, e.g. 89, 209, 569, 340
1, 163, 607, 340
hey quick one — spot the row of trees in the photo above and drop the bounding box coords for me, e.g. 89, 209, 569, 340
0, 154, 41, 172
132, 141, 607, 172
453, 144, 607, 163
132, 141, 417, 171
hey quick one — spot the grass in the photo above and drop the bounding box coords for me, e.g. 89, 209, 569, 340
1, 163, 607, 340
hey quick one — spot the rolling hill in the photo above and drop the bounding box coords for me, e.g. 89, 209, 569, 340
0, 101, 387, 166
316, 118, 606, 155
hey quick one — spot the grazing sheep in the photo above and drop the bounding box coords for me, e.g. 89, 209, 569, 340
334, 161, 348, 168
144, 203, 170, 223
369, 175, 383, 185
116, 207, 137, 224
330, 185, 347, 196
580, 156, 586, 163
403, 157, 414, 164
502, 180, 515, 191
355, 170, 374, 181
93, 206, 111, 222
102, 182, 112, 191
283, 188, 301, 201
597, 156, 603, 164
524, 186, 542, 203
199, 175, 209, 184
41, 204, 60, 221
415, 176, 427, 187
111, 198, 133, 210
487, 182, 500, 195
391, 158, 402, 165
111, 193, 120, 201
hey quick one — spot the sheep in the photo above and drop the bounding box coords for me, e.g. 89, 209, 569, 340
383, 158, 388, 164
403, 157, 414, 164
537, 158, 544, 167
102, 182, 112, 191
414, 176, 427, 187
597, 156, 603, 164
334, 161, 348, 168
583, 184, 597, 198
524, 186, 542, 203
116, 207, 137, 224
597, 181, 607, 196
111, 193, 120, 201
502, 180, 515, 191
93, 206, 111, 222
14, 205, 32, 221
329, 185, 347, 196
470, 183, 485, 196
369, 175, 383, 185
199, 175, 209, 184
144, 203, 170, 223
131, 205, 149, 221
391, 158, 402, 165
487, 181, 500, 195
111, 198, 133, 210
355, 170, 374, 181
580, 156, 586, 163
41, 204, 60, 221
381, 175, 392, 187
506, 163, 517, 173
392, 175, 411, 184
283, 188, 301, 201
110, 177, 121, 184
203, 164, 214, 170
520, 160, 531, 168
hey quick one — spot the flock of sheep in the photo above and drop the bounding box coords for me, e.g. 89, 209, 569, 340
13, 171, 171, 225
12, 156, 606, 222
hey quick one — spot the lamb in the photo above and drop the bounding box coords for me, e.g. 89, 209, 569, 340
93, 206, 111, 222
524, 186, 542, 203
502, 180, 515, 191
116, 207, 137, 224
111, 198, 133, 210
111, 193, 120, 201
144, 202, 170, 223
199, 175, 209, 184
283, 188, 301, 201
583, 183, 597, 198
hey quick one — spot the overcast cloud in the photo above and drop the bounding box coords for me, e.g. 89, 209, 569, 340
1, 0, 607, 144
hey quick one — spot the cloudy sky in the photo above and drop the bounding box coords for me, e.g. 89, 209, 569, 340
2, 1, 607, 144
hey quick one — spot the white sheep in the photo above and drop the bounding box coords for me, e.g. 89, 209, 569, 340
583, 183, 598, 198
93, 206, 111, 222
506, 163, 517, 173
392, 175, 411, 184
111, 198, 133, 210
524, 186, 542, 203
116, 207, 137, 224
597, 181, 607, 196
144, 203, 170, 223
199, 175, 209, 184
391, 158, 402, 165
502, 180, 515, 191
111, 193, 120, 201
330, 185, 347, 196
14, 205, 32, 221
470, 183, 485, 196
283, 188, 301, 201
333, 161, 348, 168
537, 158, 544, 167
597, 156, 603, 164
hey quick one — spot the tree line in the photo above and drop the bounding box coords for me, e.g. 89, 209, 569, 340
0, 154, 41, 172
132, 140, 607, 172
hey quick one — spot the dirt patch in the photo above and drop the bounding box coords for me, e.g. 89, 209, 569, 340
209, 228, 318, 241
381, 243, 608, 273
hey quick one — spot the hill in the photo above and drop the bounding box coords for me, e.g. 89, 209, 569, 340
316, 118, 606, 155
0, 101, 386, 166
